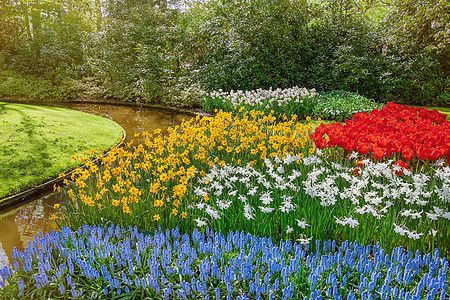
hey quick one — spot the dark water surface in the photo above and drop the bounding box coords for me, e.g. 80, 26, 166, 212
0, 102, 194, 266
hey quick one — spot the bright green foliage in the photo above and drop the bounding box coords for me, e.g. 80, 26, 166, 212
0, 0, 22, 55
1, 0, 90, 81
181, 0, 311, 91
0, 0, 448, 106
0, 70, 79, 101
0, 102, 123, 199
312, 90, 382, 121
377, 0, 450, 106
182, 0, 448, 106
85, 1, 182, 102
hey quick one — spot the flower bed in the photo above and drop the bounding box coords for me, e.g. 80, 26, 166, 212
1, 106, 449, 299
203, 87, 317, 119
46, 108, 450, 256
57, 109, 315, 235
192, 155, 450, 253
202, 88, 381, 121
1, 225, 448, 299
311, 90, 382, 121
311, 103, 450, 166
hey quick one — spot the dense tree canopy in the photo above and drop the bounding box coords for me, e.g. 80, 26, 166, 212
0, 0, 448, 106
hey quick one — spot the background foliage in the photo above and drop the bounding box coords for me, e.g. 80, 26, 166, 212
0, 0, 448, 107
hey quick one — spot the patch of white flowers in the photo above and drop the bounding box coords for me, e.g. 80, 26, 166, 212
193, 155, 307, 237
192, 153, 449, 244
303, 158, 450, 239
208, 87, 316, 108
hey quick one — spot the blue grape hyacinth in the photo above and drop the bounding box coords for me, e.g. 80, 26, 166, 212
0, 225, 448, 299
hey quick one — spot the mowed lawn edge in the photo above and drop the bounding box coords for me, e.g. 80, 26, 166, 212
0, 102, 123, 200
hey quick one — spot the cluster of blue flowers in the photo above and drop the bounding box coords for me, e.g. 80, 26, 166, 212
0, 224, 448, 299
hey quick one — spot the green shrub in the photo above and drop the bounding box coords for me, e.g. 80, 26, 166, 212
312, 90, 382, 121
0, 70, 79, 101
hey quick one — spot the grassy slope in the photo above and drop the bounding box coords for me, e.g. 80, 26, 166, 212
0, 102, 123, 199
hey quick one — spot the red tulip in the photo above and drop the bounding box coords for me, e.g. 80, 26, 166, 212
356, 142, 369, 154
343, 138, 356, 152
402, 148, 414, 160
372, 147, 385, 160
390, 141, 403, 153
416, 145, 431, 160
428, 148, 442, 161
308, 102, 450, 163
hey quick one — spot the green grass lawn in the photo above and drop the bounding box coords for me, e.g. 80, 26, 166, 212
0, 102, 123, 200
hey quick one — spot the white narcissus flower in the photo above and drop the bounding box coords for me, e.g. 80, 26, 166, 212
348, 151, 358, 160
195, 218, 207, 227
286, 225, 294, 234
334, 216, 359, 228
259, 206, 275, 213
195, 203, 205, 210
426, 212, 439, 220
335, 217, 346, 226
344, 217, 359, 228
296, 218, 310, 228
238, 194, 247, 202
442, 212, 450, 219
194, 187, 207, 197
429, 229, 438, 237
280, 195, 296, 213
217, 199, 232, 210
277, 165, 285, 174
259, 191, 273, 205
243, 203, 254, 220
406, 230, 423, 240
288, 170, 302, 181
247, 186, 258, 196
393, 223, 407, 236
400, 209, 422, 219
229, 176, 238, 182
297, 235, 313, 245
205, 205, 221, 220
434, 206, 444, 215
229, 190, 238, 196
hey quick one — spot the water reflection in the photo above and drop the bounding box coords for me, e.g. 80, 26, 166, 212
0, 193, 62, 266
0, 102, 193, 265
54, 102, 191, 145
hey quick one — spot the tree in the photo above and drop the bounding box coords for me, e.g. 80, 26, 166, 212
0, 0, 24, 60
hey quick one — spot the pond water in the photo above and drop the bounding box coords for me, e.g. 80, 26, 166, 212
0, 102, 194, 267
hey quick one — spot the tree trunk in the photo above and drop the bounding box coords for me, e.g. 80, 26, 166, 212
30, 0, 42, 58
20, 0, 32, 41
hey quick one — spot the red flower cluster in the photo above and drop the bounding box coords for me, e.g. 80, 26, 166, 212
311, 102, 449, 162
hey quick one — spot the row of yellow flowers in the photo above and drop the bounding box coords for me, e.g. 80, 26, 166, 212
56, 109, 315, 231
